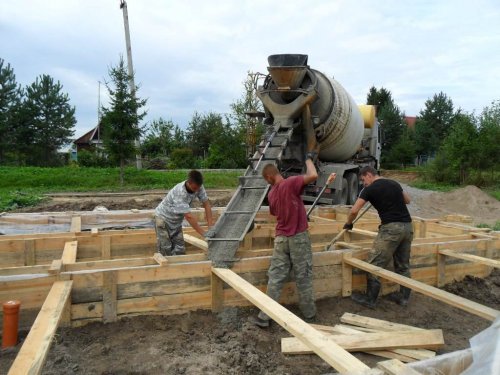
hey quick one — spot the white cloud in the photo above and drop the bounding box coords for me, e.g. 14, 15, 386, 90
1, 0, 500, 137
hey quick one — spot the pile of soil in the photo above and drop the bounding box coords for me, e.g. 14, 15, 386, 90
427, 185, 500, 223
1, 272, 498, 375
402, 184, 500, 225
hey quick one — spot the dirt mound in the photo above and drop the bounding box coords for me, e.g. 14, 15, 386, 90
444, 269, 500, 306
420, 185, 500, 224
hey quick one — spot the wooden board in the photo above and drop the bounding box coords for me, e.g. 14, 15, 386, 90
70, 216, 81, 233
311, 323, 434, 362
281, 329, 444, 354
340, 313, 424, 332
344, 257, 500, 321
62, 241, 78, 266
183, 234, 208, 251
8, 280, 73, 375
377, 359, 421, 375
212, 267, 369, 373
439, 249, 500, 268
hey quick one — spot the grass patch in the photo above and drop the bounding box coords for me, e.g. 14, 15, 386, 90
0, 166, 241, 211
485, 188, 500, 201
477, 221, 500, 231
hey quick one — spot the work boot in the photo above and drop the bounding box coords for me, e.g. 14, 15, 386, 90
351, 278, 381, 309
250, 316, 270, 328
387, 287, 411, 307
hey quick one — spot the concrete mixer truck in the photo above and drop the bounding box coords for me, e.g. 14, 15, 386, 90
208, 54, 381, 267
257, 53, 381, 205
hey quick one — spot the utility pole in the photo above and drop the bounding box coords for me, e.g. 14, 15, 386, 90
119, 0, 142, 169
97, 80, 101, 142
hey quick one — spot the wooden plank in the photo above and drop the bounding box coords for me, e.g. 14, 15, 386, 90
377, 359, 421, 375
153, 252, 168, 266
440, 249, 500, 268
314, 324, 430, 362
281, 329, 444, 354
91, 228, 99, 236
183, 234, 208, 251
345, 257, 500, 321
8, 280, 73, 375
102, 271, 117, 323
24, 239, 35, 266
340, 313, 423, 332
211, 272, 224, 313
70, 216, 81, 233
211, 267, 369, 373
101, 236, 111, 260
342, 252, 353, 297
61, 241, 78, 265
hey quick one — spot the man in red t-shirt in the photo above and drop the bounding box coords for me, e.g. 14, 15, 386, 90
252, 156, 333, 327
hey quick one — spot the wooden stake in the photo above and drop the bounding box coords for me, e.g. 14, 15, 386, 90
342, 252, 353, 297
101, 236, 111, 260
70, 216, 81, 233
102, 271, 117, 323
211, 272, 224, 313
24, 239, 35, 266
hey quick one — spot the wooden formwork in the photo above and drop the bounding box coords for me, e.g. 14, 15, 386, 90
1, 206, 499, 374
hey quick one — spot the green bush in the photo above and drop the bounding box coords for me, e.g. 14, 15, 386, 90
77, 149, 111, 168
169, 148, 199, 169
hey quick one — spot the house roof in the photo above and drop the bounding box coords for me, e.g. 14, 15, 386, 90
74, 124, 101, 145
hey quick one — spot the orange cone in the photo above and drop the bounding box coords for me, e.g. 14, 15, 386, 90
2, 300, 21, 348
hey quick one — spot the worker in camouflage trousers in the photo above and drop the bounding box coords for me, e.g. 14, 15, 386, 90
154, 170, 214, 256
252, 122, 331, 327
345, 166, 413, 308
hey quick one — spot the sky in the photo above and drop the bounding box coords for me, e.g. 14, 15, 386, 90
1, 0, 499, 138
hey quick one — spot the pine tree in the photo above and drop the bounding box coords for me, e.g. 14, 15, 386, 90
22, 74, 76, 165
101, 57, 147, 184
415, 92, 455, 156
366, 86, 393, 115
0, 58, 22, 163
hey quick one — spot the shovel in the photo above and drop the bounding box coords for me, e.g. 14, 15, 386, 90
306, 173, 337, 219
325, 203, 372, 251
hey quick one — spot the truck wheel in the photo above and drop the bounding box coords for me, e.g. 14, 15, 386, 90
346, 173, 359, 205
334, 177, 348, 205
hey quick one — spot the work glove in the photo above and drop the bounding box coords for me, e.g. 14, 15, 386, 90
343, 223, 354, 231
204, 228, 216, 239
305, 151, 318, 161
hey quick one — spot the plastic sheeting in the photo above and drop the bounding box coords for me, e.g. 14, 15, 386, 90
0, 210, 156, 235
408, 317, 500, 375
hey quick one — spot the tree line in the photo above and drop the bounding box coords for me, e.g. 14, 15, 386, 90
0, 58, 76, 166
368, 86, 500, 185
1, 55, 498, 187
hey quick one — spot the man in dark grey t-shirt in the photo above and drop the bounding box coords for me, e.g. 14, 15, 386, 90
344, 166, 413, 308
